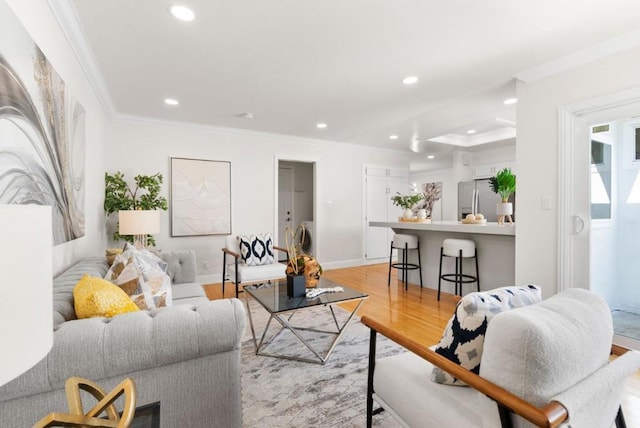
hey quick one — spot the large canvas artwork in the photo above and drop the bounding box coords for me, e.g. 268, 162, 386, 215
171, 158, 231, 236
417, 182, 443, 220
0, 1, 85, 245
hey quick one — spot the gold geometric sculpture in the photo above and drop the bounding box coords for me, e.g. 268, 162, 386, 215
34, 377, 137, 428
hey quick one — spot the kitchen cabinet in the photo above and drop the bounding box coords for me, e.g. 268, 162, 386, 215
364, 166, 408, 259
472, 162, 516, 179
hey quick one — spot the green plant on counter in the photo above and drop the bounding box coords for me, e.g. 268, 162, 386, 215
489, 168, 516, 202
104, 172, 168, 245
390, 192, 424, 209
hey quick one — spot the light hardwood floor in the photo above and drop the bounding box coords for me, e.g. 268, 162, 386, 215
203, 263, 640, 427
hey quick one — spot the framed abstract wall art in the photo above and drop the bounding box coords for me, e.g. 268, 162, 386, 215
170, 157, 231, 236
0, 1, 86, 245
419, 182, 443, 221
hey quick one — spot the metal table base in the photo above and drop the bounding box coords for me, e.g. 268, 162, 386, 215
245, 296, 366, 365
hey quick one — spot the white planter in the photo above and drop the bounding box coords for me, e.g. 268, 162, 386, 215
496, 202, 513, 225
417, 209, 427, 219
496, 202, 513, 216
402, 208, 414, 219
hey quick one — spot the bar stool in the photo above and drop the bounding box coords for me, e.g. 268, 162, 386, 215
388, 234, 423, 291
437, 238, 479, 300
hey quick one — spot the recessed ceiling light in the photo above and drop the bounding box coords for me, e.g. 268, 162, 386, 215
402, 76, 418, 85
503, 98, 518, 105
316, 123, 327, 129
164, 98, 179, 106
427, 155, 435, 159
466, 129, 476, 134
389, 135, 399, 140
170, 5, 195, 22
239, 112, 254, 119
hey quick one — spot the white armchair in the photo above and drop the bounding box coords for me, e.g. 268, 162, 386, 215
364, 288, 640, 427
221, 234, 287, 298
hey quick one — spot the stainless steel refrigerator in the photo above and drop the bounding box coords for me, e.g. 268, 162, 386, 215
458, 179, 515, 222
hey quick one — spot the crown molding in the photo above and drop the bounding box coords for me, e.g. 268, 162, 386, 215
112, 112, 410, 155
46, 0, 115, 118
515, 28, 640, 83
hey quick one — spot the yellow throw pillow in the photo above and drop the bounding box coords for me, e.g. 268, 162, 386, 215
74, 274, 140, 319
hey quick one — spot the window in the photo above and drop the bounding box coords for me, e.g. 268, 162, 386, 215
592, 140, 604, 165
591, 140, 611, 220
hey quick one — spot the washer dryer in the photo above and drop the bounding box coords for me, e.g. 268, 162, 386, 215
301, 221, 314, 255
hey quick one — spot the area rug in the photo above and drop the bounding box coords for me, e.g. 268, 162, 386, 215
240, 298, 405, 427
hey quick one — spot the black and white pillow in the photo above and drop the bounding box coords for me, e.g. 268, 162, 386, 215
431, 284, 542, 386
238, 233, 275, 266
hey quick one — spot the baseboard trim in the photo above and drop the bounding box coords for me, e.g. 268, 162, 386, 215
321, 259, 368, 270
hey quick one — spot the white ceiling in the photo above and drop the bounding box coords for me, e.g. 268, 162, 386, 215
58, 0, 640, 169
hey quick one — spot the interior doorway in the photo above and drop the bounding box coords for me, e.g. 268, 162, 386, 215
589, 120, 640, 349
277, 160, 316, 260
559, 89, 640, 350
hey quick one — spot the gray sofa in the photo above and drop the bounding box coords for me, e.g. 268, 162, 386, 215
0, 250, 246, 427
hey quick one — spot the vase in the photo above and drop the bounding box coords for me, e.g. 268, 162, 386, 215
496, 202, 513, 225
286, 274, 306, 298
417, 209, 427, 219
286, 255, 322, 288
402, 208, 413, 219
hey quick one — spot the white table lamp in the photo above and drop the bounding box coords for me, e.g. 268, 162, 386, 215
0, 205, 53, 387
118, 209, 161, 248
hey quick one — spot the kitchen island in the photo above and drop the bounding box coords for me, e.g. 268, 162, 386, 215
369, 221, 515, 295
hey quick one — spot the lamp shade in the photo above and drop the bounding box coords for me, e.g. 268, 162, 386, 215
118, 210, 161, 235
0, 204, 52, 386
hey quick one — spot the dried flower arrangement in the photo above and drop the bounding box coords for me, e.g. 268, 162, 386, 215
284, 223, 322, 288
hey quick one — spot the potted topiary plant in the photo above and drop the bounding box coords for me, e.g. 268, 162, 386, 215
391, 192, 424, 219
104, 172, 168, 246
489, 168, 516, 225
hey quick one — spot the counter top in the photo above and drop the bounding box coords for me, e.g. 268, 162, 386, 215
369, 220, 516, 236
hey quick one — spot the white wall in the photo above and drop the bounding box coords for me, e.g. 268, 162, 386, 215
106, 120, 410, 281
472, 145, 516, 170
516, 45, 640, 298
6, 0, 109, 275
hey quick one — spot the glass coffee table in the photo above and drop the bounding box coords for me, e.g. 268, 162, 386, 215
244, 277, 368, 364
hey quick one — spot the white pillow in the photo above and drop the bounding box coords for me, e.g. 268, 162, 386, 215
431, 284, 542, 386
238, 233, 275, 266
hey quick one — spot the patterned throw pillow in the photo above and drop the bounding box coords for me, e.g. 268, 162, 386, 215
238, 233, 275, 266
104, 243, 173, 310
431, 284, 542, 386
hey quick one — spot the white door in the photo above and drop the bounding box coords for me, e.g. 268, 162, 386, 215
561, 94, 640, 350
364, 170, 408, 259
365, 174, 390, 259
562, 99, 640, 290
388, 176, 408, 220
563, 115, 592, 290
278, 167, 294, 253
